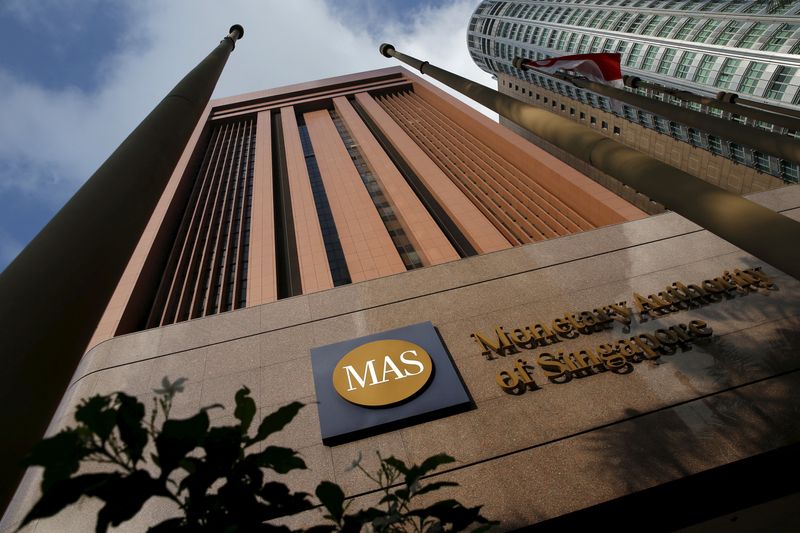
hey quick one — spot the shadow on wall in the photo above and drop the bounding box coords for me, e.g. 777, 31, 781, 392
583, 320, 800, 506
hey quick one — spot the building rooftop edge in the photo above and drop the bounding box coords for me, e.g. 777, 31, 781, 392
209, 66, 411, 109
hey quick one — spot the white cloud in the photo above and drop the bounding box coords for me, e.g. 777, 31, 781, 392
0, 0, 498, 249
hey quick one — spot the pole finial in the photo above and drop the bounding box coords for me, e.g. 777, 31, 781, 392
229, 24, 244, 40
379, 43, 395, 58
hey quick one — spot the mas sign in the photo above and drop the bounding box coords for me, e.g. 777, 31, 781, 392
311, 322, 471, 444
332, 340, 433, 407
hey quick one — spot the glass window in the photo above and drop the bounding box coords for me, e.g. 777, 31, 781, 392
641, 46, 659, 70
688, 129, 702, 146
587, 10, 607, 28
716, 58, 741, 89
556, 31, 569, 50
539, 28, 550, 46
626, 43, 643, 66
627, 14, 646, 33
577, 10, 593, 27
654, 116, 669, 134
708, 135, 723, 155
602, 38, 615, 52
693, 20, 720, 42
674, 19, 698, 40
590, 36, 602, 52
657, 49, 677, 75
567, 9, 583, 25
547, 30, 559, 48
670, 122, 686, 140
675, 51, 696, 79
577, 34, 591, 53
548, 7, 563, 22
738, 22, 767, 48
729, 143, 747, 163
566, 32, 579, 52
613, 13, 632, 31
763, 24, 798, 52
657, 17, 678, 37
781, 160, 800, 183
641, 15, 663, 35
601, 12, 620, 30
714, 21, 742, 45
742, 2, 764, 13
753, 152, 771, 172
738, 62, 767, 94
694, 55, 717, 84
766, 66, 797, 100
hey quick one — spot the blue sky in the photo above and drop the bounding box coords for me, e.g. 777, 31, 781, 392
0, 0, 495, 271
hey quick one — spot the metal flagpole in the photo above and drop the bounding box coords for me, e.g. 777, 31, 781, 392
0, 25, 243, 515
379, 43, 800, 280
717, 90, 800, 121
622, 76, 800, 131
512, 59, 800, 163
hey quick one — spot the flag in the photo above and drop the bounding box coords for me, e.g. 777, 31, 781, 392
517, 53, 624, 88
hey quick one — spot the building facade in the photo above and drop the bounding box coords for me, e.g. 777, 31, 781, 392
468, 0, 800, 197
85, 67, 643, 348
4, 67, 800, 531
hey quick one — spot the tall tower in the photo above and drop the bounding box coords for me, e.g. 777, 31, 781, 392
87, 67, 644, 347
467, 0, 800, 203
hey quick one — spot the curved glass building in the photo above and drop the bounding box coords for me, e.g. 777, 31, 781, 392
468, 0, 800, 185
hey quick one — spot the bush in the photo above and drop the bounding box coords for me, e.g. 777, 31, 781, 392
20, 377, 497, 532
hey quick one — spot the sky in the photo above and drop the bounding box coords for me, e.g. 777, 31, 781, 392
0, 0, 497, 271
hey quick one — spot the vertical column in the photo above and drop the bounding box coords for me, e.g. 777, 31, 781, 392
333, 96, 460, 266
282, 107, 334, 293
247, 111, 278, 306
304, 109, 406, 282
355, 92, 511, 254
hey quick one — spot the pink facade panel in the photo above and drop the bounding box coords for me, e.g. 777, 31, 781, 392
409, 77, 647, 225
304, 109, 406, 282
247, 112, 278, 307
354, 92, 511, 255
332, 96, 459, 266
281, 106, 334, 293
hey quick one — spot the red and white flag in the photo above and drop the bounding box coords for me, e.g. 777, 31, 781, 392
518, 53, 623, 88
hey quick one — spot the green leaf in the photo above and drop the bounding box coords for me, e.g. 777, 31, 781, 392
88, 471, 161, 533
25, 430, 87, 491
115, 393, 147, 464
252, 446, 307, 474
155, 410, 209, 476
75, 396, 116, 442
315, 481, 345, 522
19, 474, 113, 528
251, 402, 303, 444
234, 386, 256, 435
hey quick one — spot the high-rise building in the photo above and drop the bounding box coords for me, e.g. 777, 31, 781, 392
468, 0, 800, 207
85, 66, 644, 348
5, 66, 800, 532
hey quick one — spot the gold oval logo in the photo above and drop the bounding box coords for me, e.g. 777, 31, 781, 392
332, 339, 433, 407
